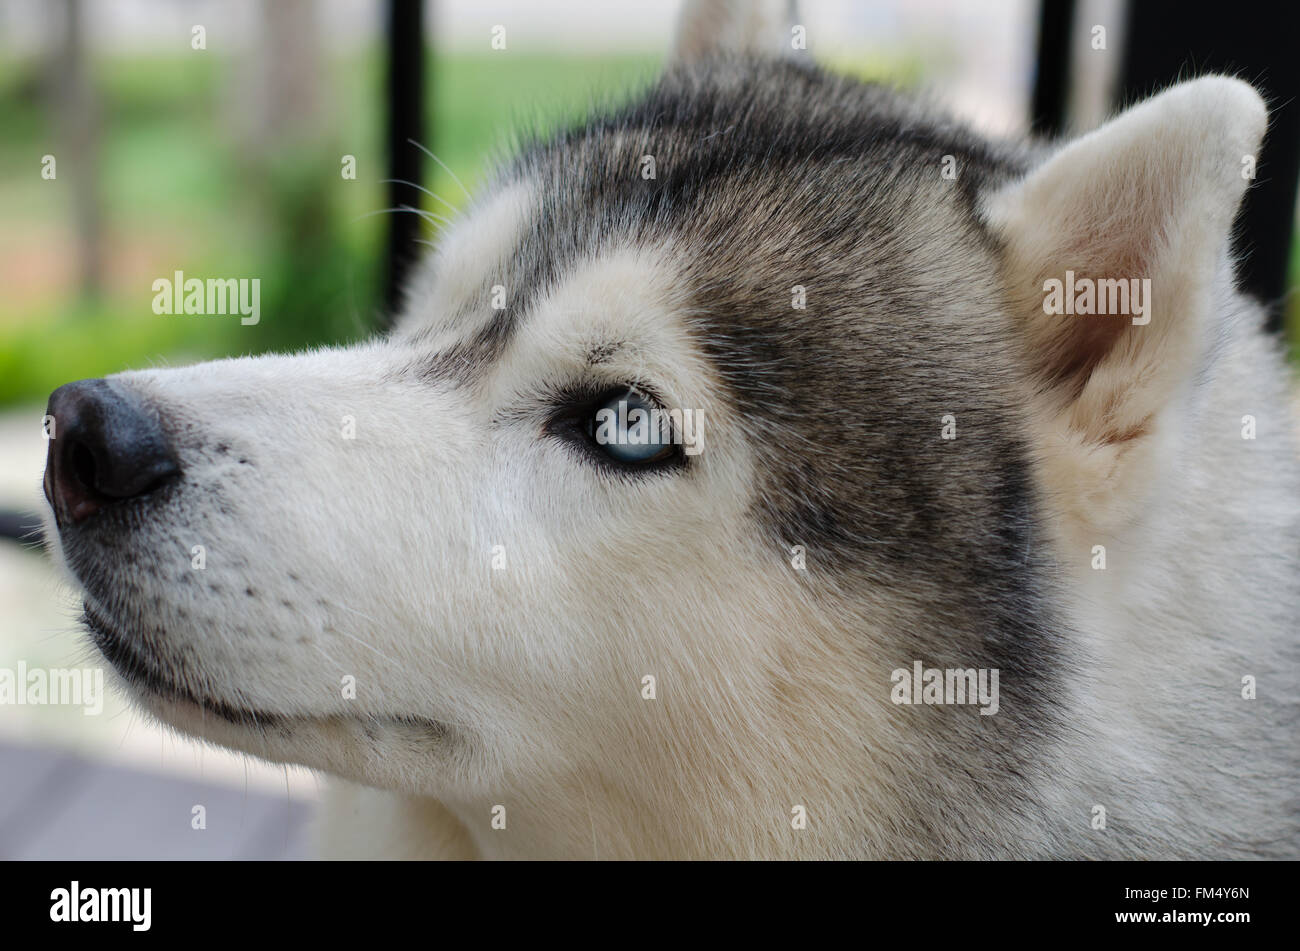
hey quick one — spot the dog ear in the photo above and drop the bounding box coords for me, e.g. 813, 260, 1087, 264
671, 0, 797, 63
984, 76, 1266, 447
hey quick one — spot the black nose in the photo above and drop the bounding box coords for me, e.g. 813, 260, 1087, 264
43, 379, 180, 524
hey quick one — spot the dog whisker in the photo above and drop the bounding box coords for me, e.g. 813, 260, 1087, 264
379, 177, 463, 217
407, 138, 473, 202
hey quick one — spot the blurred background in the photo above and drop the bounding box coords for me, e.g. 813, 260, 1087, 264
0, 0, 1295, 858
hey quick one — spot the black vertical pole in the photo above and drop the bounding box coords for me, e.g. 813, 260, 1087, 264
1118, 0, 1300, 331
1030, 0, 1076, 137
384, 0, 426, 320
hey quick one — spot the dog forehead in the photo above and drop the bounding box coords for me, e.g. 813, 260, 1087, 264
394, 58, 1023, 389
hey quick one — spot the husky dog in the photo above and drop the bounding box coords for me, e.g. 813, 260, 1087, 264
41, 1, 1299, 859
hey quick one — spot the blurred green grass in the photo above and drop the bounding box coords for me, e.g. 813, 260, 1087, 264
1, 49, 1297, 409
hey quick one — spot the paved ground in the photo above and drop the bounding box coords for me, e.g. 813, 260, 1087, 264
0, 740, 311, 860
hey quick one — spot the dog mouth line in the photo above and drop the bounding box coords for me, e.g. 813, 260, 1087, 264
81, 599, 282, 728
81, 600, 447, 738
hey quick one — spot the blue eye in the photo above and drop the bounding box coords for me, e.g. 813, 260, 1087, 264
588, 390, 677, 464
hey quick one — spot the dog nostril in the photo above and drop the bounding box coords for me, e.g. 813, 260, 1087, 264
69, 440, 98, 493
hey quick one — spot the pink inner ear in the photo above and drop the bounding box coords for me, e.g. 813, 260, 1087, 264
1029, 206, 1168, 398
1036, 302, 1129, 398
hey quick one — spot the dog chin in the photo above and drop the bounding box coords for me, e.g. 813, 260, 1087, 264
126, 683, 454, 794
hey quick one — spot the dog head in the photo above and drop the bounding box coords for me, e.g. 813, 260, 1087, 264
42, 2, 1267, 857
